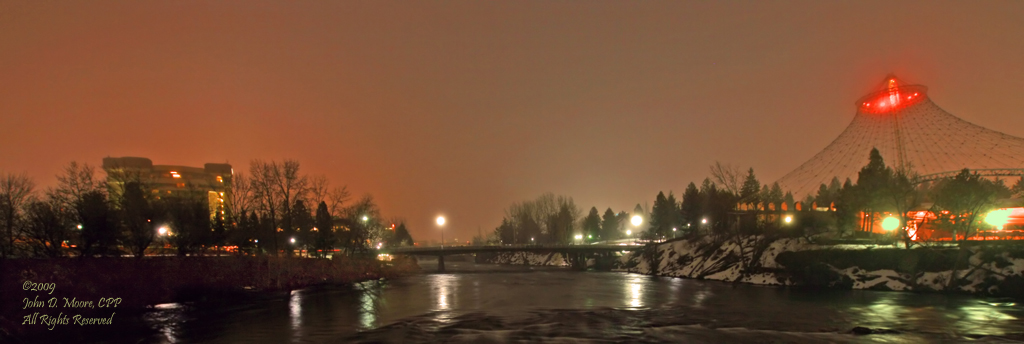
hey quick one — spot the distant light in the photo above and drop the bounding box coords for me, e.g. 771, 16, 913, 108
701, 218, 707, 224
985, 209, 1012, 228
290, 237, 296, 244
362, 215, 368, 222
158, 227, 168, 235
436, 216, 445, 226
784, 215, 793, 224
575, 234, 582, 240
672, 227, 677, 231
587, 234, 592, 239
77, 224, 83, 230
626, 230, 632, 236
881, 217, 900, 231
630, 215, 642, 227
531, 237, 534, 241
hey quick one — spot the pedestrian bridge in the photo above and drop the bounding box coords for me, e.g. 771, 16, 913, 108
376, 244, 644, 272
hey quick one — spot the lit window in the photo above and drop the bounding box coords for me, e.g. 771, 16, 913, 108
170, 171, 181, 178
217, 176, 223, 183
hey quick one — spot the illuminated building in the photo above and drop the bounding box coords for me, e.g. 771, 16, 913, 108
777, 75, 1024, 198
102, 157, 232, 218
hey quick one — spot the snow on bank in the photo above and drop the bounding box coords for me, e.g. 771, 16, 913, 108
619, 237, 1024, 295
488, 252, 568, 266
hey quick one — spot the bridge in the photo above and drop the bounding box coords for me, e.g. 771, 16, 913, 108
377, 244, 645, 272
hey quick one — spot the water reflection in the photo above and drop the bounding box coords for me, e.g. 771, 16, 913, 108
145, 303, 183, 343
625, 274, 645, 308
129, 264, 1024, 343
431, 274, 457, 324
288, 290, 302, 332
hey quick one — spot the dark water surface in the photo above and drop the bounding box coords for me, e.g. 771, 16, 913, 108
139, 260, 1023, 343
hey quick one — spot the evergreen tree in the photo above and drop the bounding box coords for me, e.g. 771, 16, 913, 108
600, 208, 620, 241
648, 191, 681, 238
740, 168, 761, 205
393, 222, 414, 246
76, 190, 118, 257
119, 181, 154, 258
581, 207, 601, 242
314, 201, 335, 256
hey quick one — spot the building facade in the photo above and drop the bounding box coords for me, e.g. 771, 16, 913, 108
102, 157, 233, 218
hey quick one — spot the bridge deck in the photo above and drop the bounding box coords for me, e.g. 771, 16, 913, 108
378, 244, 643, 255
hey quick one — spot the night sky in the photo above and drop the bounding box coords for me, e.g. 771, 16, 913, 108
3, 1, 1024, 243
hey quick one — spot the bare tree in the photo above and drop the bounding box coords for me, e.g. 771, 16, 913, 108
23, 199, 70, 258
274, 160, 308, 256
327, 185, 351, 217
250, 160, 283, 255
48, 162, 102, 211
227, 171, 254, 222
1, 172, 36, 257
309, 175, 330, 209
710, 161, 742, 195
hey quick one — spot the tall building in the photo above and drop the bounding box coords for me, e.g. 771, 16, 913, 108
102, 157, 233, 217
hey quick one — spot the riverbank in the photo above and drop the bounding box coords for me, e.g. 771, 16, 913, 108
0, 255, 419, 341
617, 236, 1024, 297
475, 251, 569, 266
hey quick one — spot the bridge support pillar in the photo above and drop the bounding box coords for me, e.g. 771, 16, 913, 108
438, 255, 445, 272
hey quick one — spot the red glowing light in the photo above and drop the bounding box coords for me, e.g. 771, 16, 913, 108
856, 75, 928, 114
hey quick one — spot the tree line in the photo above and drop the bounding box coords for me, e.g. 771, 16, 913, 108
0, 159, 414, 259
488, 149, 1023, 247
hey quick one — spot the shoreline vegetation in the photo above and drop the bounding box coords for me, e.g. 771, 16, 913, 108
0, 255, 420, 341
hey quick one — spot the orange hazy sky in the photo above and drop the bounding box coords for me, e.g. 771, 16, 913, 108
3, 1, 1024, 242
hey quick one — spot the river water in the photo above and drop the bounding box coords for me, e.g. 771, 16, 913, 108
137, 259, 1023, 343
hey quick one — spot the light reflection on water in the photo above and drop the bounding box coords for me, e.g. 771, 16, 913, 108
288, 290, 301, 333
626, 274, 644, 308
134, 262, 1024, 343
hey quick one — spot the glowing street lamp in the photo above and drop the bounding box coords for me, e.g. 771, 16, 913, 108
630, 215, 642, 244
881, 217, 900, 231
574, 234, 583, 244
362, 215, 369, 223
985, 209, 1012, 229
784, 215, 793, 224
158, 226, 168, 236
436, 216, 446, 249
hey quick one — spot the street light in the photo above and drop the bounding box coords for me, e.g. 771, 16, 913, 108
574, 234, 583, 244
881, 217, 900, 231
436, 216, 446, 249
630, 215, 642, 244
784, 215, 793, 224
362, 215, 369, 222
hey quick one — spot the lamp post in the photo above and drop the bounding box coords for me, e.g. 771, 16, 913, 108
630, 215, 642, 244
436, 216, 446, 249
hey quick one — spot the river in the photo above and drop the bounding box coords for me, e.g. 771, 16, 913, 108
136, 259, 1022, 343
